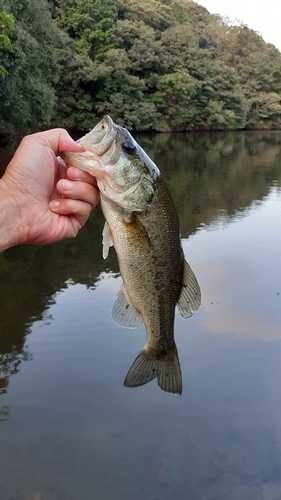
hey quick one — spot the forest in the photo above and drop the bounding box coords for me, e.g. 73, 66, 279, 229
1, 0, 281, 136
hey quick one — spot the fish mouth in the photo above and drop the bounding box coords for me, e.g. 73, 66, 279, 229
77, 115, 117, 156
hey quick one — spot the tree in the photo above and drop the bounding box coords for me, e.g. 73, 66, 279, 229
122, 0, 175, 31
1, 0, 281, 135
111, 20, 161, 75
153, 70, 197, 130
0, 11, 14, 76
54, 0, 121, 62
93, 48, 158, 130
0, 0, 72, 134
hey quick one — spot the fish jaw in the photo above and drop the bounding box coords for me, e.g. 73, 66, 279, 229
60, 115, 118, 178
76, 115, 118, 157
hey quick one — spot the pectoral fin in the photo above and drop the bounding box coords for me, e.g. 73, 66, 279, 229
126, 215, 151, 250
177, 259, 201, 318
112, 284, 143, 328
102, 221, 113, 259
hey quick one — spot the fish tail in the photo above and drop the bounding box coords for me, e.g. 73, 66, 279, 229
124, 346, 182, 395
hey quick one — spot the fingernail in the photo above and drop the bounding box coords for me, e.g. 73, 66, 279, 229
73, 168, 82, 180
62, 179, 73, 191
49, 200, 60, 209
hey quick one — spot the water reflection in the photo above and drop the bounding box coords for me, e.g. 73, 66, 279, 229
140, 130, 281, 236
182, 191, 281, 341
1, 131, 281, 499
0, 207, 119, 418
0, 130, 281, 409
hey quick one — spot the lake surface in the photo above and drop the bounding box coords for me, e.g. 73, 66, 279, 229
1, 130, 281, 500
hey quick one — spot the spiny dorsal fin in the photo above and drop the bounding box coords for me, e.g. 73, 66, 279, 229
112, 284, 143, 328
177, 259, 201, 318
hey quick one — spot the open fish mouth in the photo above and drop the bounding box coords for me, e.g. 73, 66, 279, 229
77, 115, 117, 157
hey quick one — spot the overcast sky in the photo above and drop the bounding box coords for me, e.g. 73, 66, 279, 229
197, 0, 281, 52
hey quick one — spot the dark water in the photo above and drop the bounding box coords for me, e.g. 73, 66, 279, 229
1, 131, 281, 500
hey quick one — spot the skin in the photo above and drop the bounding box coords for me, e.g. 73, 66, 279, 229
0, 128, 99, 252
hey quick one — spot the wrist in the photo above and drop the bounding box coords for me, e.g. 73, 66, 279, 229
0, 177, 24, 251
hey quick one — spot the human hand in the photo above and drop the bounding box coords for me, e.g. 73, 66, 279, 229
0, 128, 100, 251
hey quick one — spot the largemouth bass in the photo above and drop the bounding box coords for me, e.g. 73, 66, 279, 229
61, 116, 201, 395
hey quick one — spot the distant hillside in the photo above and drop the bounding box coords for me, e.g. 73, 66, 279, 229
1, 0, 281, 134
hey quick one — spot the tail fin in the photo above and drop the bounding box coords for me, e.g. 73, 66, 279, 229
124, 347, 182, 395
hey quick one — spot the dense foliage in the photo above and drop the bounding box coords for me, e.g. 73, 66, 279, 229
1, 0, 281, 135
0, 11, 14, 76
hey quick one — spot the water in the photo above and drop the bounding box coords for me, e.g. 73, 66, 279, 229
1, 131, 281, 500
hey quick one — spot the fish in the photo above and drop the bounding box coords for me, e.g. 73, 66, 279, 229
60, 115, 201, 395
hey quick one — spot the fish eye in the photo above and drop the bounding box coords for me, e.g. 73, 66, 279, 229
122, 140, 136, 156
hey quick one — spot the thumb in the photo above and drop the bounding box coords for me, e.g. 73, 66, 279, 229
34, 128, 86, 156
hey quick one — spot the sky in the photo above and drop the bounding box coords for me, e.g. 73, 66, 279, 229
197, 0, 281, 52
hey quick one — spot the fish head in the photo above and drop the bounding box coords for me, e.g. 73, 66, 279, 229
60, 115, 159, 212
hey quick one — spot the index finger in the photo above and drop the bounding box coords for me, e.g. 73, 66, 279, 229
66, 166, 98, 188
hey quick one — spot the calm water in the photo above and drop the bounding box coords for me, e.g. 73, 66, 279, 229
1, 131, 281, 500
